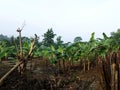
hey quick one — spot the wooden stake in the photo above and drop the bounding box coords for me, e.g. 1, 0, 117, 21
115, 70, 118, 90
111, 63, 116, 90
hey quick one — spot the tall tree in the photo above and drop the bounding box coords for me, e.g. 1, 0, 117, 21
54, 36, 64, 48
111, 29, 120, 45
42, 28, 56, 47
56, 36, 63, 45
74, 36, 82, 43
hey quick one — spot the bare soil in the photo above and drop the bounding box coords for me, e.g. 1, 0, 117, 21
0, 59, 103, 90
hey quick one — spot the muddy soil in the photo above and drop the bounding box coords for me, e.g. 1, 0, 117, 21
0, 60, 103, 90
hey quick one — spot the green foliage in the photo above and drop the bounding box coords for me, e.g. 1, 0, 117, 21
42, 28, 56, 47
56, 36, 63, 46
0, 34, 10, 41
0, 29, 120, 66
22, 39, 31, 55
89, 32, 95, 42
111, 29, 120, 45
102, 33, 108, 40
74, 36, 82, 43
0, 40, 16, 60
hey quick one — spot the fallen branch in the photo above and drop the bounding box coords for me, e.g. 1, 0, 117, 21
0, 61, 23, 86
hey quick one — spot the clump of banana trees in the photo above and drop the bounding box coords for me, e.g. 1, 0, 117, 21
39, 33, 97, 74
39, 32, 120, 89
88, 32, 120, 90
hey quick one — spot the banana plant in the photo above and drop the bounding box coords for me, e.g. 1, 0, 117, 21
89, 32, 112, 71
22, 39, 31, 56
33, 47, 42, 58
40, 45, 62, 75
57, 45, 67, 71
63, 42, 80, 71
0, 40, 16, 62
40, 45, 56, 68
65, 43, 75, 69
83, 32, 101, 71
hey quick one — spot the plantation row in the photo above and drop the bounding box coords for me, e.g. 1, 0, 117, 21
0, 29, 120, 89
0, 29, 119, 64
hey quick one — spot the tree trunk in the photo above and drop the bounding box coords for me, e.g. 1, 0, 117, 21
88, 60, 90, 71
19, 60, 27, 75
58, 60, 60, 75
111, 63, 116, 90
97, 56, 101, 70
98, 56, 101, 65
118, 63, 120, 90
63, 59, 65, 71
68, 61, 71, 71
115, 70, 118, 90
72, 59, 74, 67
45, 58, 48, 71
83, 63, 85, 72
0, 59, 2, 63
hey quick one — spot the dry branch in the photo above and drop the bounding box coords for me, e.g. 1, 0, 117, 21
0, 34, 38, 86
0, 61, 23, 86
26, 34, 38, 59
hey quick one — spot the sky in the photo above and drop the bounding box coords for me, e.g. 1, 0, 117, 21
0, 0, 120, 42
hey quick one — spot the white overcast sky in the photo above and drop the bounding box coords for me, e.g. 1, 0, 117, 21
0, 0, 120, 42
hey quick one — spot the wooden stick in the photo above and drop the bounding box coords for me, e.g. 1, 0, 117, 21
0, 61, 23, 86
17, 28, 23, 58
26, 34, 38, 59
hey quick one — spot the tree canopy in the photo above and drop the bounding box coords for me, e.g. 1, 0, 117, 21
74, 36, 82, 43
42, 28, 56, 47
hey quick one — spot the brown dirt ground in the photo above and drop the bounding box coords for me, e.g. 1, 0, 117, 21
0, 59, 104, 90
